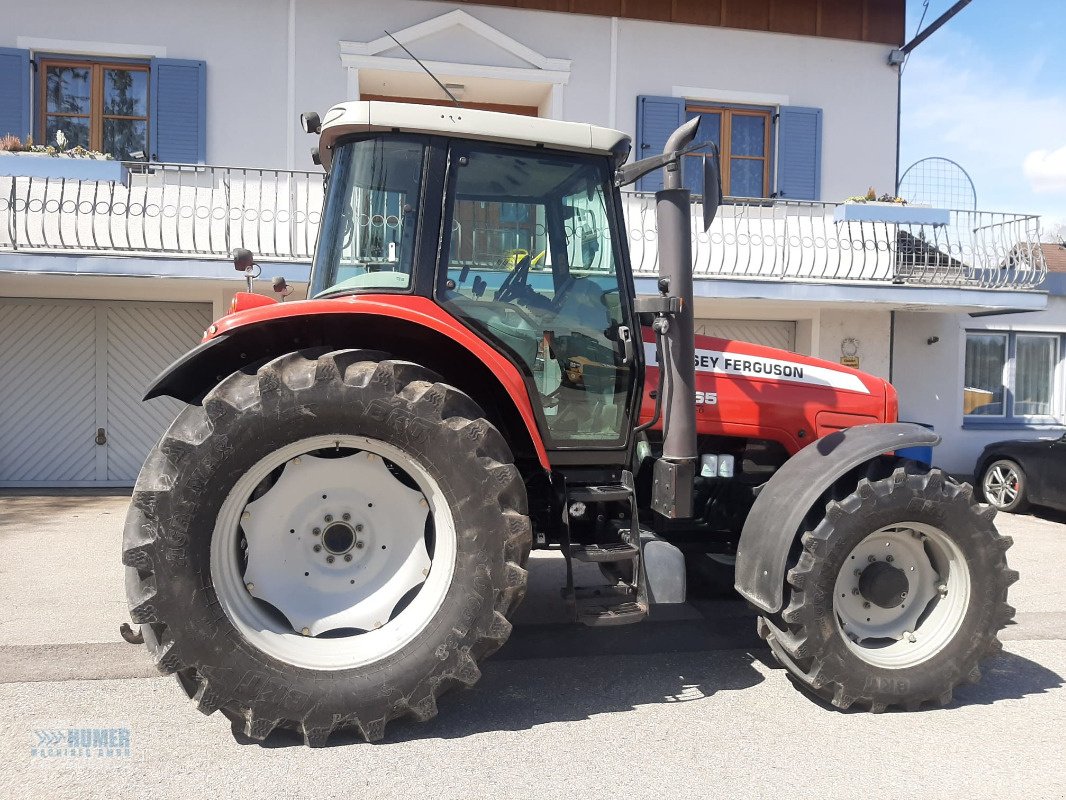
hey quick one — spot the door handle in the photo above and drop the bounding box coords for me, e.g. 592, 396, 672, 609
95, 428, 107, 446
617, 325, 634, 364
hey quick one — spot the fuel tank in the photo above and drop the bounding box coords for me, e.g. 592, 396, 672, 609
639, 329, 897, 455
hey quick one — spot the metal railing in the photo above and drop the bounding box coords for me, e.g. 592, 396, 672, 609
1, 162, 324, 261
0, 162, 1047, 291
622, 192, 1047, 290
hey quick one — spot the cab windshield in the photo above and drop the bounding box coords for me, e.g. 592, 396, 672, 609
311, 137, 426, 295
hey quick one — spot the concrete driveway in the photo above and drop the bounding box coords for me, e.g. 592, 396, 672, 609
1, 491, 1064, 800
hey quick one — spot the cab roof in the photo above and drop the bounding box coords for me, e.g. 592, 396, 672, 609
317, 101, 631, 170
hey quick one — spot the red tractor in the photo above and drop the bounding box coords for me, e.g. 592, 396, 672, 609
125, 102, 1016, 745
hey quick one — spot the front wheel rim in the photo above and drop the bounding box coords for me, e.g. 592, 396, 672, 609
210, 434, 457, 671
833, 522, 971, 669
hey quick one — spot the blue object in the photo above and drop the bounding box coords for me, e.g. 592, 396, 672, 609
635, 95, 684, 192
833, 203, 950, 226
776, 106, 822, 201
150, 59, 207, 163
897, 421, 935, 465
0, 48, 30, 141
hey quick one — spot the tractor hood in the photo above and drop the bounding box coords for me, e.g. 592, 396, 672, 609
640, 328, 897, 454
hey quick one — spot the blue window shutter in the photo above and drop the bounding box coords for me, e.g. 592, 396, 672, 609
0, 48, 31, 140
636, 95, 684, 192
150, 58, 206, 163
776, 106, 822, 201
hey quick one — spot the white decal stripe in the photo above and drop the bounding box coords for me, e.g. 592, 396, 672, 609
643, 342, 871, 394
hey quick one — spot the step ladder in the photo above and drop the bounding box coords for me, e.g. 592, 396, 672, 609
562, 470, 648, 626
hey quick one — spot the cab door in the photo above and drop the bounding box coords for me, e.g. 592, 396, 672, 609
437, 142, 640, 460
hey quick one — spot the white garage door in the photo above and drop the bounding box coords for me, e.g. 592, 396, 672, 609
0, 299, 212, 486
694, 318, 796, 352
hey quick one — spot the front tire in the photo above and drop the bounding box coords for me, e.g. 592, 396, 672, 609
759, 459, 1017, 712
123, 350, 531, 745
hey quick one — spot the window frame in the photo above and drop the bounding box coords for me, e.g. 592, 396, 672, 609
963, 330, 1064, 427
37, 55, 150, 157
684, 102, 774, 198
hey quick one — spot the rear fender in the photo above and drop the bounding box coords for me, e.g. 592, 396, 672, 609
145, 297, 550, 470
734, 423, 941, 613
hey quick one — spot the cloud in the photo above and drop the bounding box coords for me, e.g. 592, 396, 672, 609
1023, 146, 1066, 194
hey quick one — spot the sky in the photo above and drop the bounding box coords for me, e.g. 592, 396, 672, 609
899, 0, 1066, 235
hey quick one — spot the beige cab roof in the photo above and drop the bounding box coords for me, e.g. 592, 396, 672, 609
317, 101, 630, 169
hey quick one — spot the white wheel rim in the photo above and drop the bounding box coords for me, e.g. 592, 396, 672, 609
210, 435, 457, 671
833, 523, 971, 669
983, 462, 1019, 508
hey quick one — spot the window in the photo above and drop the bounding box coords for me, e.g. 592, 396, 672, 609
683, 105, 772, 198
39, 58, 149, 160
636, 96, 821, 199
964, 331, 1062, 422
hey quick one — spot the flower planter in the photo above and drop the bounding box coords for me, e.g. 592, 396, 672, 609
0, 153, 127, 182
833, 202, 950, 226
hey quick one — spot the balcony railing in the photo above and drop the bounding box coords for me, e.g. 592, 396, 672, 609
0, 161, 325, 261
622, 192, 1047, 290
0, 162, 1047, 291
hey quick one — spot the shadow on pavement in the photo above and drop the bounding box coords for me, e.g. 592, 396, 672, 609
0, 489, 131, 527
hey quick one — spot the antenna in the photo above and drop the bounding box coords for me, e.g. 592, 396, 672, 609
384, 30, 461, 107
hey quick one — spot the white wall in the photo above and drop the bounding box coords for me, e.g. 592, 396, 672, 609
4, 0, 899, 198
893, 298, 1066, 476
817, 308, 892, 379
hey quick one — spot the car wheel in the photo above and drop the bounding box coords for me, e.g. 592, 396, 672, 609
980, 459, 1030, 513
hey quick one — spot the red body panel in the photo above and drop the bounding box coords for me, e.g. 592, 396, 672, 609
205, 297, 895, 468
205, 295, 552, 470
639, 329, 894, 455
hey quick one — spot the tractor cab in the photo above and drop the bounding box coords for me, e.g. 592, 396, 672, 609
308, 102, 642, 457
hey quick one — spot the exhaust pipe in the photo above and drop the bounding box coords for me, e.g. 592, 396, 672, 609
650, 118, 700, 519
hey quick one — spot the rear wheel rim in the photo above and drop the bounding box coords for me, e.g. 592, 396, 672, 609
210, 434, 457, 671
833, 522, 971, 669
983, 462, 1020, 509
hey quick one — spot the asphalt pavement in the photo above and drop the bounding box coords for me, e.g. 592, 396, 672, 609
1, 491, 1064, 800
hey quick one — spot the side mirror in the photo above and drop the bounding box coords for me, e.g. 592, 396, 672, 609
233, 248, 255, 272
702, 146, 723, 231
300, 111, 321, 134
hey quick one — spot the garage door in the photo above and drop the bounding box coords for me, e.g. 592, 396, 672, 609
694, 318, 796, 352
0, 299, 212, 486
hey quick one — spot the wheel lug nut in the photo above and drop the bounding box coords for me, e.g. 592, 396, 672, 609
246, 582, 254, 592
355, 524, 364, 533
344, 554, 352, 562
867, 555, 876, 563
325, 514, 333, 523
886, 555, 894, 563
313, 528, 321, 536
326, 555, 335, 564
854, 569, 862, 577
937, 583, 948, 596
301, 627, 310, 636
342, 513, 351, 521
355, 541, 365, 549
313, 544, 322, 552
862, 601, 871, 609
851, 587, 859, 595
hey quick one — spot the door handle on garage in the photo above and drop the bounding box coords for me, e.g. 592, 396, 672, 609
95, 427, 107, 445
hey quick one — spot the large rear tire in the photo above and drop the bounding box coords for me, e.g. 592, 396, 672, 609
758, 459, 1017, 711
123, 350, 531, 745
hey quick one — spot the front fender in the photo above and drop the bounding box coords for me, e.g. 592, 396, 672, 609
145, 295, 551, 470
734, 423, 941, 614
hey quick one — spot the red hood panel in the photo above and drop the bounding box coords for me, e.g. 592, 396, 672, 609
640, 329, 892, 454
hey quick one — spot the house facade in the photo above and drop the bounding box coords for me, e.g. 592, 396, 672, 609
0, 0, 1053, 486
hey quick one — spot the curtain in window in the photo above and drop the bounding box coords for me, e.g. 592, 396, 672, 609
964, 334, 1006, 415
1015, 335, 1056, 416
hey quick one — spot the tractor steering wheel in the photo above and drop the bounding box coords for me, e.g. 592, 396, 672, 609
494, 253, 533, 304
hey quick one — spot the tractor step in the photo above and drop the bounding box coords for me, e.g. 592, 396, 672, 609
578, 599, 648, 627
571, 542, 640, 563
568, 484, 633, 504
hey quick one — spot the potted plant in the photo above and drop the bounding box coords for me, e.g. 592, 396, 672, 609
0, 133, 127, 182
834, 186, 949, 226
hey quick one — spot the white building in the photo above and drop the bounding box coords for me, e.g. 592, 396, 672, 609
0, 0, 1055, 486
